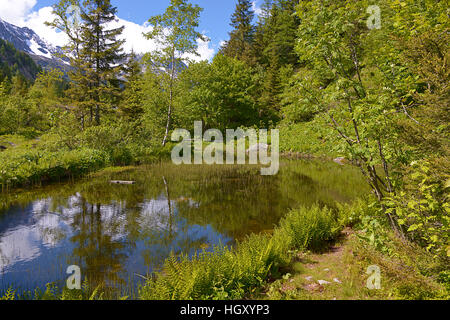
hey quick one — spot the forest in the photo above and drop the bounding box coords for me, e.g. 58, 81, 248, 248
0, 0, 448, 301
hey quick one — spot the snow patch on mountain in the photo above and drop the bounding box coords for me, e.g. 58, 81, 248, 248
0, 16, 67, 67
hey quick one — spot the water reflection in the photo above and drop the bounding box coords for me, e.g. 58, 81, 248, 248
0, 193, 229, 295
0, 160, 368, 296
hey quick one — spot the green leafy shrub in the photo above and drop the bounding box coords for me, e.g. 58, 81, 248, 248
17, 127, 41, 139
384, 161, 450, 258
111, 146, 133, 166
437, 271, 450, 293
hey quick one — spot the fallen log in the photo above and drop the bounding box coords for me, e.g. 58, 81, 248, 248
110, 180, 136, 185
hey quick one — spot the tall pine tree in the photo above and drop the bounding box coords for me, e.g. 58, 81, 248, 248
252, 0, 300, 119
119, 51, 144, 121
80, 0, 126, 125
220, 0, 255, 64
48, 0, 125, 126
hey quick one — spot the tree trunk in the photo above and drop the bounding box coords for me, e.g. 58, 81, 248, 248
162, 49, 176, 146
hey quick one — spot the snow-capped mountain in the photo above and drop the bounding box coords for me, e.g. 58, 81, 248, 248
0, 17, 68, 70
0, 17, 187, 78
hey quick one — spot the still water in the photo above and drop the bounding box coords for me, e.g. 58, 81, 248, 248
0, 160, 368, 297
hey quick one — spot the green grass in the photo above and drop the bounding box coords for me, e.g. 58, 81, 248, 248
254, 201, 449, 301
278, 121, 341, 158
259, 234, 445, 300
0, 147, 109, 190
0, 281, 124, 301
0, 134, 174, 190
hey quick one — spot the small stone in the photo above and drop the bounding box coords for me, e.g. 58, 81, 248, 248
305, 276, 314, 281
246, 143, 269, 154
323, 268, 330, 272
317, 280, 331, 285
281, 283, 296, 293
334, 157, 346, 165
305, 283, 324, 293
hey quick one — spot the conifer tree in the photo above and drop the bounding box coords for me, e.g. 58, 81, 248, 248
221, 0, 255, 64
10, 73, 28, 96
120, 51, 144, 121
266, 0, 299, 66
80, 0, 126, 125
48, 0, 125, 126
252, 0, 300, 119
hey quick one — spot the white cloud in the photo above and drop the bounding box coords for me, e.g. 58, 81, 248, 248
0, 1, 216, 61
110, 17, 157, 54
22, 6, 69, 47
196, 38, 215, 61
252, 1, 263, 17
0, 0, 36, 24
184, 37, 215, 62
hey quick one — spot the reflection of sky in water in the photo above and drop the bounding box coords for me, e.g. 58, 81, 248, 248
0, 194, 232, 294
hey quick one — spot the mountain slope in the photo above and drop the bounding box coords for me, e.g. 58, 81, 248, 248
0, 17, 68, 72
0, 37, 41, 80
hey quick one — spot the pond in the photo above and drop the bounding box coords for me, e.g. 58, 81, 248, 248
0, 160, 368, 298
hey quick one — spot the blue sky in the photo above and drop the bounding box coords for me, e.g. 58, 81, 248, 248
34, 0, 243, 46
0, 0, 262, 60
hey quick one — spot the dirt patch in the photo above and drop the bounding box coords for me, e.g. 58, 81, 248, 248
304, 283, 325, 293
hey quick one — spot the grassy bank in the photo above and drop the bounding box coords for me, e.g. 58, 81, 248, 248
278, 121, 341, 159
256, 229, 448, 300
0, 134, 173, 190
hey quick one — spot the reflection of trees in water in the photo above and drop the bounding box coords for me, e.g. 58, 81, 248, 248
0, 246, 7, 273
163, 176, 174, 240
173, 161, 367, 239
174, 171, 285, 239
140, 177, 214, 272
69, 198, 130, 293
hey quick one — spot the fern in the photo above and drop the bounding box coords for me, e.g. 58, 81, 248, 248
0, 287, 15, 300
